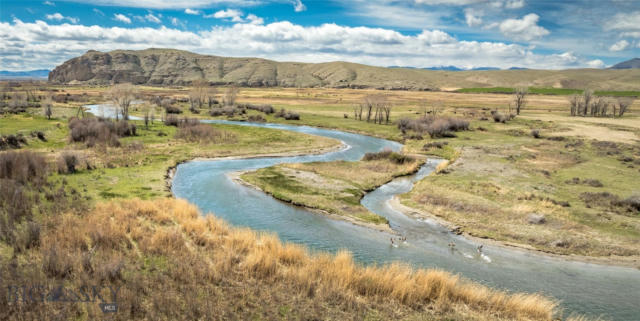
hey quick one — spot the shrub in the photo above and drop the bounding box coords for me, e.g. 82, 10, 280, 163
175, 123, 237, 144
531, 129, 541, 138
275, 108, 300, 120
492, 111, 507, 123
0, 134, 28, 150
209, 107, 243, 117
0, 150, 47, 186
68, 117, 135, 147
57, 151, 87, 174
397, 115, 468, 138
362, 150, 415, 164
247, 114, 266, 122
423, 141, 448, 150
242, 103, 275, 114
165, 116, 198, 127
165, 105, 183, 114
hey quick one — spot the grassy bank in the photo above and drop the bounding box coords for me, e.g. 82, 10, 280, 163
240, 151, 423, 226
0, 113, 340, 201
455, 87, 640, 96
1, 198, 561, 321
401, 118, 640, 259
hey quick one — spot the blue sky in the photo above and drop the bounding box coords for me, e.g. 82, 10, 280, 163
1, 0, 639, 71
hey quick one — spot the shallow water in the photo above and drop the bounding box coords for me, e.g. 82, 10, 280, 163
87, 105, 640, 320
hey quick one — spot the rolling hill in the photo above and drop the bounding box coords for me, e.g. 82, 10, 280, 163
49, 48, 640, 90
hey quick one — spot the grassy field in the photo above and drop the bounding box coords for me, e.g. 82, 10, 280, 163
0, 112, 339, 201
240, 153, 423, 226
455, 87, 640, 96
400, 118, 640, 258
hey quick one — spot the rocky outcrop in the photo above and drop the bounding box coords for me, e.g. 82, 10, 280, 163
49, 48, 640, 90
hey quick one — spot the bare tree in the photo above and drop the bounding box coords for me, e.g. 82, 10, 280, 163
207, 86, 218, 108
581, 89, 593, 116
352, 104, 363, 120
43, 93, 53, 120
617, 97, 634, 117
568, 94, 580, 116
107, 83, 137, 120
223, 85, 239, 106
513, 87, 528, 115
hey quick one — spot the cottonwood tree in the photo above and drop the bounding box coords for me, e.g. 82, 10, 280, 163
513, 87, 528, 115
207, 86, 218, 108
107, 83, 137, 120
617, 97, 634, 117
223, 85, 239, 106
43, 93, 53, 120
360, 94, 391, 124
581, 89, 593, 116
568, 94, 580, 116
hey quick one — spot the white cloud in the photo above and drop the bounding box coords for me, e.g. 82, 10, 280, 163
0, 18, 603, 71
586, 59, 605, 68
113, 13, 132, 24
246, 14, 264, 25
609, 39, 630, 52
464, 8, 483, 27
184, 8, 201, 15
207, 9, 244, 22
605, 11, 640, 31
43, 1, 55, 6
46, 13, 64, 20
499, 13, 549, 41
415, 0, 484, 4
291, 0, 306, 12
145, 13, 162, 23
93, 8, 105, 16
45, 12, 79, 23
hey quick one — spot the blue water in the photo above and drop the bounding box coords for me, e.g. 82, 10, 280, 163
88, 105, 640, 320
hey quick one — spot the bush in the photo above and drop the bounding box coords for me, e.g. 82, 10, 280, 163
165, 116, 198, 127
423, 141, 448, 150
247, 114, 266, 122
57, 151, 88, 174
165, 105, 183, 114
242, 103, 275, 114
0, 150, 47, 186
69, 117, 136, 147
175, 123, 237, 144
275, 108, 300, 120
0, 134, 28, 150
531, 129, 541, 138
362, 150, 415, 164
492, 111, 507, 123
397, 116, 468, 138
210, 107, 243, 117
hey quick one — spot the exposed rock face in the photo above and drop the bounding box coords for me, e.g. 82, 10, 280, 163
49, 49, 640, 90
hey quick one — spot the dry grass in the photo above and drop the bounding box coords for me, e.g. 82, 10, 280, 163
2, 198, 561, 320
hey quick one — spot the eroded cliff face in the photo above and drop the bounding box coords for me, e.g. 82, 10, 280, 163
47, 48, 437, 89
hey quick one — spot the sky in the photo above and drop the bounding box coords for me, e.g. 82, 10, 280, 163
1, 0, 639, 71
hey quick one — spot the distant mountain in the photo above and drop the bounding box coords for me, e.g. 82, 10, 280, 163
48, 49, 640, 90
390, 65, 500, 71
0, 69, 50, 79
508, 67, 528, 70
609, 58, 640, 69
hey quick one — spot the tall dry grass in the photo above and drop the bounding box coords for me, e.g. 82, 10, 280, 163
0, 198, 565, 320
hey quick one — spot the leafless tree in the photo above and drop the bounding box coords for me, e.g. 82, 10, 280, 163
569, 94, 580, 116
223, 85, 239, 106
581, 89, 593, 116
207, 86, 218, 108
43, 93, 53, 120
352, 104, 363, 120
513, 87, 528, 115
107, 83, 137, 120
617, 97, 634, 117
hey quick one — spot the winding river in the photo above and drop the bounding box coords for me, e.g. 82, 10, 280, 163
88, 105, 640, 320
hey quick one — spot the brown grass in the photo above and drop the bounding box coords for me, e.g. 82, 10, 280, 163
2, 198, 562, 320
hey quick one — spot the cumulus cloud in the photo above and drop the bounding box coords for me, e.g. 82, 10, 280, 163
464, 8, 483, 27
504, 0, 525, 9
291, 0, 306, 12
207, 9, 244, 22
0, 18, 601, 71
113, 13, 132, 24
499, 13, 549, 41
184, 8, 201, 15
46, 12, 79, 23
609, 39, 630, 52
586, 59, 605, 68
246, 14, 264, 25
43, 1, 55, 6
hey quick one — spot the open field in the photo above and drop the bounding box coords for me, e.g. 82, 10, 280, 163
239, 152, 423, 228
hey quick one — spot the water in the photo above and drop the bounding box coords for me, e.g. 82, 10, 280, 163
87, 105, 640, 320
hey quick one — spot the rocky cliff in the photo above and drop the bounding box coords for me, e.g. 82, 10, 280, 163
49, 48, 640, 90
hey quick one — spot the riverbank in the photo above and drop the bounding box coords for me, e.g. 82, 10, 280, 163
235, 151, 425, 232
389, 197, 640, 269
